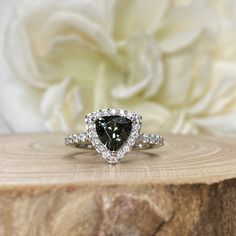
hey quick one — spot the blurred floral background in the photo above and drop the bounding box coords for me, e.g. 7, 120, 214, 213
0, 0, 236, 136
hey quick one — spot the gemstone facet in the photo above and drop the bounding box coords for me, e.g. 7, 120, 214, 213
85, 108, 142, 164
95, 116, 132, 151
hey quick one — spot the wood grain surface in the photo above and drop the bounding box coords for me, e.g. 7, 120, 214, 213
0, 133, 235, 184
0, 133, 235, 236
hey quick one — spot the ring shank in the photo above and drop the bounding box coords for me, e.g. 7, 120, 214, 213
65, 133, 164, 150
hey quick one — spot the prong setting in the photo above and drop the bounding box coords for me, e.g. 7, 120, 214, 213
85, 108, 142, 164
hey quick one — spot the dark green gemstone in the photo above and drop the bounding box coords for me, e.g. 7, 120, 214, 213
95, 116, 132, 151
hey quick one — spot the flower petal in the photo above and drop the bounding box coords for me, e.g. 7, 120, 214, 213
0, 112, 12, 133
40, 77, 82, 131
164, 110, 198, 134
159, 43, 212, 106
115, 100, 170, 133
193, 112, 236, 136
43, 11, 116, 56
190, 62, 236, 115
5, 0, 115, 88
5, 15, 47, 88
94, 63, 113, 110
156, 0, 218, 53
0, 81, 45, 132
112, 34, 163, 99
188, 61, 236, 136
112, 0, 170, 40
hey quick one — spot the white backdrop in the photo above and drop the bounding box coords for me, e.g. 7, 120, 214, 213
0, 0, 19, 132
0, 0, 236, 136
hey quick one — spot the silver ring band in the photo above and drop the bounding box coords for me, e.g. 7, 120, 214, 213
65, 132, 164, 150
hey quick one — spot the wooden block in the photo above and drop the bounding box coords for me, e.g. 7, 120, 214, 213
0, 133, 235, 236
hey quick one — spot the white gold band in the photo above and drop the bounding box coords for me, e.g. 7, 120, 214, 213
65, 132, 164, 150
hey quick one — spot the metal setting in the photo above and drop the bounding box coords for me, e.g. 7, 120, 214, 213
65, 108, 164, 164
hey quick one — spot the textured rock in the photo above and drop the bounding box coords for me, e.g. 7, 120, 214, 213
0, 181, 235, 236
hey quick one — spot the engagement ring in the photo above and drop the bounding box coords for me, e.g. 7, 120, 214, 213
65, 108, 164, 164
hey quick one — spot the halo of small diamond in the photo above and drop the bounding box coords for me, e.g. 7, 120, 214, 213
85, 108, 142, 164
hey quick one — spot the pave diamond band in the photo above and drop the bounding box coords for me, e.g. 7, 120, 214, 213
65, 132, 164, 149
65, 108, 164, 164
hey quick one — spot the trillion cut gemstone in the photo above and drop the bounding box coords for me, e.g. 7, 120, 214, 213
95, 116, 132, 151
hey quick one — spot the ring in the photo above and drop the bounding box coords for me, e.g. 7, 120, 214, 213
65, 108, 164, 164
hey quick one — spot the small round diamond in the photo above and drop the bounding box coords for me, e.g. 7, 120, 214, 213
123, 145, 130, 153
127, 111, 132, 118
142, 134, 149, 143
102, 151, 110, 159
65, 136, 73, 144
72, 134, 78, 143
117, 150, 125, 160
132, 131, 140, 139
89, 124, 95, 130
119, 109, 125, 116
89, 131, 97, 140
109, 157, 118, 164
111, 108, 116, 115
148, 135, 154, 144
78, 133, 87, 142
98, 144, 107, 153
128, 137, 135, 146
133, 123, 140, 131
95, 112, 100, 119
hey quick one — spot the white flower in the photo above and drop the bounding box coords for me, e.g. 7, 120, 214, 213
1, 0, 236, 136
